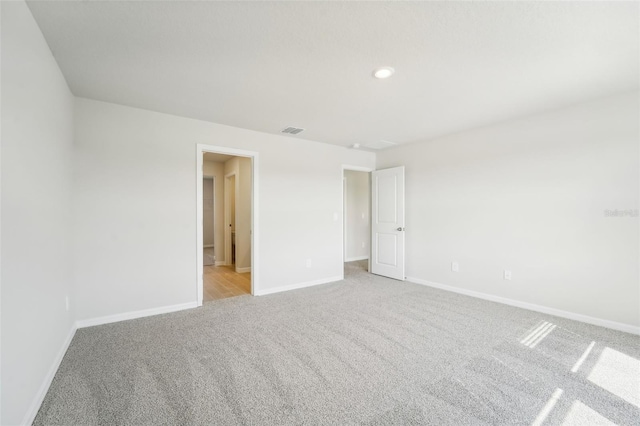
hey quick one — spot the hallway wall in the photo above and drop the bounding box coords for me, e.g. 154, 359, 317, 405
203, 178, 214, 246
203, 160, 225, 261
344, 170, 370, 261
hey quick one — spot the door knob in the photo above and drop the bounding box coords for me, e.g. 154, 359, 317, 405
397, 227, 405, 231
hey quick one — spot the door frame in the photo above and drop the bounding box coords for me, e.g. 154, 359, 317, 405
197, 145, 259, 306
341, 165, 375, 274
223, 171, 237, 269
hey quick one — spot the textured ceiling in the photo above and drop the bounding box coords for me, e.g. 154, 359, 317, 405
27, 1, 639, 148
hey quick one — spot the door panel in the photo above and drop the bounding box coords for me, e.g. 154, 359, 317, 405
376, 233, 397, 266
371, 166, 405, 280
376, 175, 397, 223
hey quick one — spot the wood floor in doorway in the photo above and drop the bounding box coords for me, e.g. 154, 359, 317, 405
203, 265, 251, 302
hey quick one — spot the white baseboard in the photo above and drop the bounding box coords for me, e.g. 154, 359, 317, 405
406, 276, 640, 336
235, 266, 251, 273
345, 256, 369, 262
22, 323, 77, 426
255, 276, 343, 296
76, 301, 198, 329
214, 260, 226, 266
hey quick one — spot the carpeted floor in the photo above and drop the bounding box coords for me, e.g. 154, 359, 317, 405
35, 261, 640, 425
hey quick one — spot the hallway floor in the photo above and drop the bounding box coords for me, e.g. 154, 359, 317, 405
203, 265, 251, 301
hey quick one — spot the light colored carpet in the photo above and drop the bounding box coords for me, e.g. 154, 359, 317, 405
34, 261, 640, 425
203, 247, 215, 266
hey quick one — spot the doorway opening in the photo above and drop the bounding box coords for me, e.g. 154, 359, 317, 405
197, 146, 259, 306
342, 166, 373, 275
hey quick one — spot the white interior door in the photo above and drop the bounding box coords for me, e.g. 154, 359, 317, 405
371, 166, 405, 280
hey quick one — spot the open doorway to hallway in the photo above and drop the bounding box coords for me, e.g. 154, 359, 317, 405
201, 152, 252, 302
343, 168, 371, 273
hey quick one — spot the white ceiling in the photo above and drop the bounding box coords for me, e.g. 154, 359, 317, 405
27, 1, 639, 148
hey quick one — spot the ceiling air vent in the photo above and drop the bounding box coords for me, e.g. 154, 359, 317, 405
281, 126, 305, 135
362, 140, 397, 150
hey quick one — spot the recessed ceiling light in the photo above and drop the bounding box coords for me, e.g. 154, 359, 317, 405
373, 67, 395, 79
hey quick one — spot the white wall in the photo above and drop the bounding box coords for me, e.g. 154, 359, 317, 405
1, 2, 75, 424
73, 98, 375, 320
377, 92, 639, 328
203, 160, 225, 262
344, 170, 370, 261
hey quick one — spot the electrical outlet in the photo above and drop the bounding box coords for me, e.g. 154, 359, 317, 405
65, 296, 70, 312
504, 269, 512, 280
361, 242, 365, 248
451, 262, 459, 272
306, 259, 312, 268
